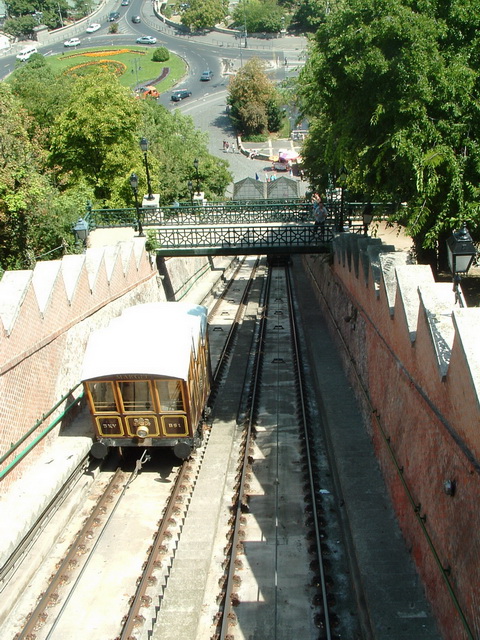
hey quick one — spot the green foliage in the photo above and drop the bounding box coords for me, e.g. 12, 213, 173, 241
6, 0, 69, 29
291, 0, 338, 32
109, 22, 119, 33
144, 230, 161, 252
233, 0, 285, 33
152, 46, 170, 62
298, 0, 480, 262
2, 47, 232, 270
228, 57, 281, 135
0, 85, 88, 270
181, 0, 228, 30
49, 69, 141, 202
4, 15, 37, 39
136, 99, 232, 204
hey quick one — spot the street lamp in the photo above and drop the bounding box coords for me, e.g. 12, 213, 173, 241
446, 224, 477, 306
337, 166, 348, 232
73, 217, 89, 248
139, 137, 154, 200
129, 172, 145, 237
362, 202, 374, 236
193, 158, 200, 194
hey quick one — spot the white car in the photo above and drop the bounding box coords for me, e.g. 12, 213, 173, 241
86, 23, 101, 33
136, 36, 157, 45
64, 37, 81, 47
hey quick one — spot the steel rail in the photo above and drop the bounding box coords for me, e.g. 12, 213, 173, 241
0, 454, 90, 590
16, 467, 131, 640
285, 265, 333, 640
118, 457, 197, 639
217, 264, 272, 639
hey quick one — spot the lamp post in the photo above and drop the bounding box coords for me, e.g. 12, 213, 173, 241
193, 158, 200, 194
337, 166, 348, 232
139, 137, 154, 200
73, 217, 89, 249
362, 202, 374, 236
446, 224, 477, 307
129, 172, 144, 237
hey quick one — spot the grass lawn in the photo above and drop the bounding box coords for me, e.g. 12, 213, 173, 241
37, 46, 187, 93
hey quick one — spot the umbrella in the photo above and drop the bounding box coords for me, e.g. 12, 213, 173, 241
278, 149, 299, 162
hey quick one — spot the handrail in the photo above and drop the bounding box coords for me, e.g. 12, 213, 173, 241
0, 383, 84, 481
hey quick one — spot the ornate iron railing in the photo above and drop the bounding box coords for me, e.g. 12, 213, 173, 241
85, 200, 398, 231
152, 223, 336, 255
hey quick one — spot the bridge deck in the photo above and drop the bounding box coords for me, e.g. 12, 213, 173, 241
150, 222, 337, 256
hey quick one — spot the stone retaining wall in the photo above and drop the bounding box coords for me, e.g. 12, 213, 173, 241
302, 236, 480, 640
0, 242, 231, 489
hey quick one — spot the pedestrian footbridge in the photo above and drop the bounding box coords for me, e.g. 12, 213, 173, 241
85, 199, 390, 256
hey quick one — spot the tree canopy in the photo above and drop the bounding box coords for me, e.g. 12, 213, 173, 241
1, 55, 232, 272
181, 0, 228, 31
298, 0, 480, 265
233, 0, 285, 34
227, 57, 282, 135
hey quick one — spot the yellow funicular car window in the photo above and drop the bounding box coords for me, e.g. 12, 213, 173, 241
88, 381, 117, 412
118, 380, 153, 412
156, 379, 184, 411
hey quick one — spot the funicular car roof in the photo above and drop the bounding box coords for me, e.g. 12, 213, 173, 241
81, 302, 207, 382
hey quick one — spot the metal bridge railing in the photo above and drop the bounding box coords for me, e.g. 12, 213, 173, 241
85, 200, 397, 231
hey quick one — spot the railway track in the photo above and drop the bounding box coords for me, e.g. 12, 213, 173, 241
6, 257, 262, 640
211, 262, 337, 639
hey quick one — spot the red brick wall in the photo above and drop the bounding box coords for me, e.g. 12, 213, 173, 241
0, 243, 159, 489
303, 243, 480, 640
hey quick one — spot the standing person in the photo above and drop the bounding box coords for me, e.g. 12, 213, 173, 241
225, 141, 229, 152
312, 193, 328, 239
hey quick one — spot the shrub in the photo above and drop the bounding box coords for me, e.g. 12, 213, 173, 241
152, 47, 169, 62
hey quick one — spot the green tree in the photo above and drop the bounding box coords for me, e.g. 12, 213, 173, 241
0, 85, 81, 270
181, 0, 228, 31
9, 55, 73, 144
298, 0, 480, 266
49, 70, 141, 202
132, 100, 232, 205
228, 57, 282, 135
3, 15, 37, 39
152, 47, 169, 62
233, 0, 285, 34
6, 0, 69, 28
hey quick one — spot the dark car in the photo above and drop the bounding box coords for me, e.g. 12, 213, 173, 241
200, 70, 213, 81
171, 89, 192, 102
131, 15, 141, 23
108, 11, 120, 21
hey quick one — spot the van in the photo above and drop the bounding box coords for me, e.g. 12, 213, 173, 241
16, 45, 37, 61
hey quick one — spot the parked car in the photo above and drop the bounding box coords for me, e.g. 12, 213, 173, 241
136, 35, 157, 44
108, 11, 120, 21
131, 15, 141, 23
86, 23, 101, 33
200, 70, 213, 81
171, 89, 192, 102
64, 37, 81, 47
